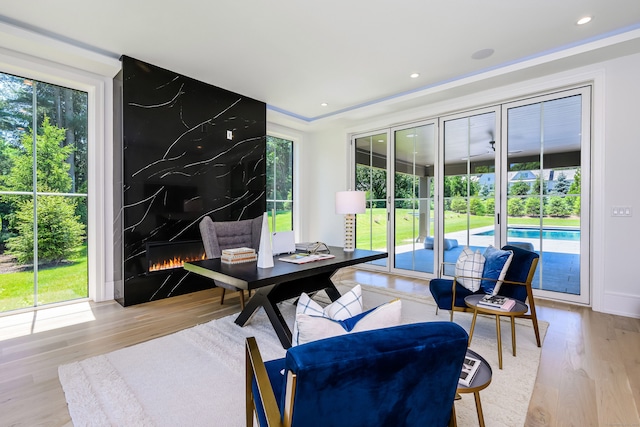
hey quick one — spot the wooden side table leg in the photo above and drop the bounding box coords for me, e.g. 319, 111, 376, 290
474, 391, 486, 427
495, 314, 503, 369
468, 309, 479, 347
511, 315, 517, 356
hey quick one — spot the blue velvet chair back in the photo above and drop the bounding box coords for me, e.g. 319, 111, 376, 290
253, 321, 468, 427
497, 245, 539, 303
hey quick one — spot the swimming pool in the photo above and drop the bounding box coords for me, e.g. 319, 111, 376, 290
475, 227, 580, 241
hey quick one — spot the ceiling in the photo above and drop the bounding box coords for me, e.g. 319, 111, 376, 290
0, 0, 639, 126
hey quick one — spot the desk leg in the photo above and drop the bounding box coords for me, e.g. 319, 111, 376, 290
473, 391, 486, 427
234, 286, 293, 349
495, 314, 503, 369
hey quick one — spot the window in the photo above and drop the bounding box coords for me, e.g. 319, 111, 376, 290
266, 135, 293, 231
0, 71, 89, 313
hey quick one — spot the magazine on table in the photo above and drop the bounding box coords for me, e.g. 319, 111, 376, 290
278, 253, 335, 264
458, 355, 482, 387
477, 294, 515, 310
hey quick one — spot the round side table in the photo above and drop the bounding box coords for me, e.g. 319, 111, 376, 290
455, 348, 492, 427
464, 294, 528, 369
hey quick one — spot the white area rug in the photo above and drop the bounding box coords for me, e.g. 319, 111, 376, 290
59, 283, 547, 427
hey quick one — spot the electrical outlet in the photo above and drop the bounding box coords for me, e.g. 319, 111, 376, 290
226, 130, 233, 140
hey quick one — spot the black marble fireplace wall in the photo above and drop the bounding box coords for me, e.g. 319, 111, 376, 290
113, 56, 266, 306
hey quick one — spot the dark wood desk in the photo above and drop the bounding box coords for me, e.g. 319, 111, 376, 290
184, 247, 387, 348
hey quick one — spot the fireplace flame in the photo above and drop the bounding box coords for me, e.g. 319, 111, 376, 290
149, 252, 206, 272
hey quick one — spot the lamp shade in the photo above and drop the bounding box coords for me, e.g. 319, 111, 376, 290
335, 191, 366, 214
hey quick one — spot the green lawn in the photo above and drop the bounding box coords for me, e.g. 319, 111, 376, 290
0, 245, 88, 312
356, 208, 579, 249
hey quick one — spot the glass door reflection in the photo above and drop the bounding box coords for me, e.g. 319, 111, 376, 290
393, 123, 436, 274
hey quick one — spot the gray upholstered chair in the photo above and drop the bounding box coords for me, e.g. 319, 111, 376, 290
198, 215, 263, 308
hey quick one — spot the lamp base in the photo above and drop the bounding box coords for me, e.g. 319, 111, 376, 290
343, 213, 356, 252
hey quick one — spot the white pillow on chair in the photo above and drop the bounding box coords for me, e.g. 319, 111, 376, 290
292, 285, 363, 346
294, 298, 402, 346
455, 247, 485, 292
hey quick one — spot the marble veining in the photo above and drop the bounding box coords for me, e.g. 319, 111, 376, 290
113, 56, 266, 306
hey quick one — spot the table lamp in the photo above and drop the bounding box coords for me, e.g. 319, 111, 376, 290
335, 190, 366, 252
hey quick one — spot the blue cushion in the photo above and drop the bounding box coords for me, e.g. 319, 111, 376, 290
424, 237, 458, 250
499, 245, 539, 302
480, 246, 513, 294
429, 278, 481, 310
281, 322, 468, 427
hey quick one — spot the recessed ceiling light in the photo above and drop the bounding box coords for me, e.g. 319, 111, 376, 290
320, 102, 328, 107
471, 48, 495, 60
410, 73, 420, 79
577, 16, 592, 25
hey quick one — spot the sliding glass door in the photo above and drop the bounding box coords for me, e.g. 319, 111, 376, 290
502, 88, 590, 304
392, 121, 436, 274
354, 131, 389, 268
351, 87, 591, 303
0, 72, 89, 313
441, 109, 500, 264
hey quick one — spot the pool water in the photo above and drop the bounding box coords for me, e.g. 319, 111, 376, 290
475, 227, 580, 241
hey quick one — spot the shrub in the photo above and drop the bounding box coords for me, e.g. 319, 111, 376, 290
450, 197, 467, 214
469, 198, 485, 216
6, 196, 85, 264
507, 198, 525, 217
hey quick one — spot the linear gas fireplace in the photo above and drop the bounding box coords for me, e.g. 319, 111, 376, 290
146, 240, 206, 273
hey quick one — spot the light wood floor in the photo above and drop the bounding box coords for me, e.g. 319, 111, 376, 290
1, 268, 639, 426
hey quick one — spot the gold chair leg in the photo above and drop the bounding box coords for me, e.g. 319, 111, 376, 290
468, 309, 478, 347
495, 314, 503, 369
511, 316, 517, 357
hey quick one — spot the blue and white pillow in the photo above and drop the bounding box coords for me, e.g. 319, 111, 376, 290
481, 246, 514, 295
294, 298, 402, 346
455, 247, 485, 292
292, 285, 363, 346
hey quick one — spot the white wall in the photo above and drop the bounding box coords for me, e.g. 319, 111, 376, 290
599, 53, 640, 318
274, 51, 640, 319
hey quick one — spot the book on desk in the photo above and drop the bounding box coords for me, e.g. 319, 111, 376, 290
278, 253, 335, 264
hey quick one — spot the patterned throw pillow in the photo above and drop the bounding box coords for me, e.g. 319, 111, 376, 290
294, 299, 402, 346
481, 246, 514, 295
292, 285, 363, 346
455, 247, 485, 292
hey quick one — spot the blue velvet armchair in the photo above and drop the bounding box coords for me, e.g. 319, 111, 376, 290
429, 244, 541, 347
246, 322, 468, 427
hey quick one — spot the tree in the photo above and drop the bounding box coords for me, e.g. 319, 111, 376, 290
509, 180, 530, 196
484, 198, 495, 216
6, 196, 84, 264
508, 198, 525, 216
531, 175, 548, 195
469, 197, 485, 216
5, 116, 73, 192
525, 196, 544, 217
568, 168, 581, 214
356, 165, 387, 208
450, 197, 467, 214
553, 172, 571, 195
547, 196, 571, 217
3, 117, 84, 263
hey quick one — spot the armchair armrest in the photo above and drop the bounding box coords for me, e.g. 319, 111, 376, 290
246, 337, 283, 427
440, 262, 456, 276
